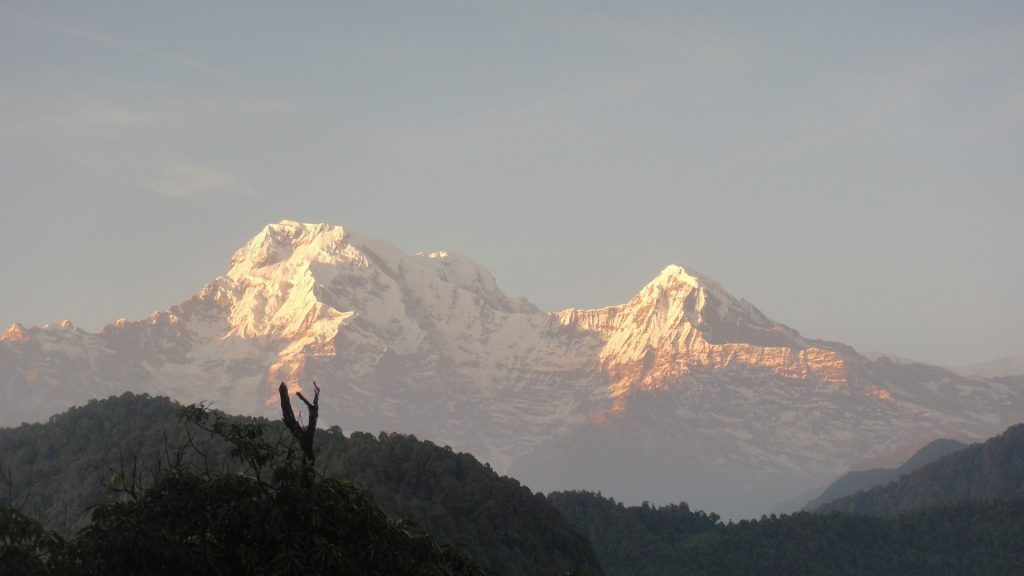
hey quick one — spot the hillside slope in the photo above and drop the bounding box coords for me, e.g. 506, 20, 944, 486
802, 438, 967, 510
550, 490, 1024, 576
0, 393, 602, 576
818, 423, 1024, 516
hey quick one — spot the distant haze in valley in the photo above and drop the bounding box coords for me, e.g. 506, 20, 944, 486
2, 2, 1022, 366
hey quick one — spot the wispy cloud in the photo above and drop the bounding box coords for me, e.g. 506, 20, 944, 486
144, 161, 242, 198
63, 149, 247, 199
41, 96, 155, 129
4, 8, 223, 77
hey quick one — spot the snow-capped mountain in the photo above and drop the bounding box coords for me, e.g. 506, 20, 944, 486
3, 220, 1022, 518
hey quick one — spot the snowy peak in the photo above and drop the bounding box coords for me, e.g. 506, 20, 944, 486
650, 264, 710, 290
226, 220, 360, 279
559, 264, 843, 397
222, 221, 523, 315
415, 250, 537, 315
1, 320, 80, 343
1, 323, 30, 342
631, 264, 744, 339
217, 221, 404, 342
169, 221, 543, 382
639, 265, 806, 348
6, 220, 1024, 520
214, 221, 357, 344
560, 264, 807, 352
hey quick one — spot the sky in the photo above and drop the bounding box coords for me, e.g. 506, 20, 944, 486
1, 1, 1022, 367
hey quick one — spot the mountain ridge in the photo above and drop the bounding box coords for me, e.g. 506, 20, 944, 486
801, 437, 969, 511
0, 392, 603, 576
817, 423, 1024, 516
3, 219, 1022, 518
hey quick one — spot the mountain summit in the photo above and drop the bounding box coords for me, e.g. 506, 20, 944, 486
3, 220, 1022, 518
557, 263, 847, 400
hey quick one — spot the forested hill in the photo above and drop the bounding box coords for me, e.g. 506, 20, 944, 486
802, 438, 968, 511
549, 490, 1024, 576
548, 491, 721, 576
7, 394, 1024, 576
818, 423, 1024, 516
0, 393, 602, 576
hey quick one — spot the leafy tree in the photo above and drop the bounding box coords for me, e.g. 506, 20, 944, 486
1, 397, 489, 575
69, 400, 488, 575
0, 506, 65, 576
550, 490, 1024, 576
819, 424, 1024, 516
0, 393, 603, 575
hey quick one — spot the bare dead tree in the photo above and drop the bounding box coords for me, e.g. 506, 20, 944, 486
278, 381, 320, 464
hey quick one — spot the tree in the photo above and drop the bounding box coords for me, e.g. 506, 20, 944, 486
46, 392, 490, 575
278, 382, 319, 464
0, 506, 65, 576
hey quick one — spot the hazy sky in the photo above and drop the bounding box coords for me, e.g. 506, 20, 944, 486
1, 1, 1022, 366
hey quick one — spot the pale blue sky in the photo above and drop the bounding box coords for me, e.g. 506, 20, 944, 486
1, 1, 1022, 366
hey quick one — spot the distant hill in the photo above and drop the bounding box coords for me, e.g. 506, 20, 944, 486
0, 393, 602, 576
818, 423, 1024, 516
951, 356, 1024, 378
548, 491, 720, 576
8, 394, 1024, 576
802, 438, 967, 510
550, 490, 1024, 576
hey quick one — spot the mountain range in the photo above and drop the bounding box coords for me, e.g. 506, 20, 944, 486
3, 220, 1022, 518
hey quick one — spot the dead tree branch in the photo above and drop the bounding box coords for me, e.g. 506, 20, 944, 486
278, 381, 320, 463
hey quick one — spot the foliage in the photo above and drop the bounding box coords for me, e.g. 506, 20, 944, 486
11, 393, 1024, 575
318, 429, 601, 576
70, 404, 487, 575
0, 506, 66, 576
0, 392, 192, 532
549, 490, 720, 576
2, 403, 488, 575
802, 438, 967, 511
0, 393, 602, 576
549, 491, 724, 576
818, 424, 1024, 515
550, 490, 1024, 576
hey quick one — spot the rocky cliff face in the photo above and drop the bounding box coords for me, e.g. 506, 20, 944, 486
3, 220, 1021, 518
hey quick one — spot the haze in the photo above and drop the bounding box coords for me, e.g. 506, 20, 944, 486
1, 1, 1022, 366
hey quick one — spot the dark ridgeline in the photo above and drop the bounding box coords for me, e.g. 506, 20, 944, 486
801, 437, 969, 511
6, 392, 1024, 575
817, 423, 1024, 515
0, 393, 603, 576
550, 490, 1024, 576
549, 422, 1024, 576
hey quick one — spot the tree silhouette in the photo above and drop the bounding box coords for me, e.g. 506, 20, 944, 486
278, 382, 319, 463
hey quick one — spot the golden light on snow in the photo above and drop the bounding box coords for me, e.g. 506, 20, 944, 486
1, 323, 31, 342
